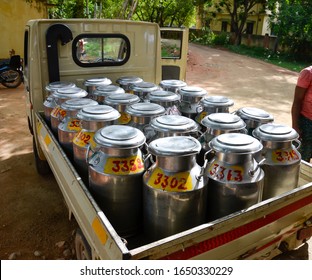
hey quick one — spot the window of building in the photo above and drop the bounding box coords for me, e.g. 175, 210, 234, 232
246, 22, 254, 35
221, 21, 228, 32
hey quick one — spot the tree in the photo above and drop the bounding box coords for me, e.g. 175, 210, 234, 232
133, 0, 195, 27
211, 0, 267, 45
267, 0, 312, 59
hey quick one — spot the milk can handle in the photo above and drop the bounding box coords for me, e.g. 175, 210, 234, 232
198, 149, 213, 178
196, 104, 203, 114
142, 143, 154, 170
85, 143, 97, 164
249, 158, 266, 177
293, 139, 301, 150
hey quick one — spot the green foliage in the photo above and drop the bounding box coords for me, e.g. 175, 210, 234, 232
191, 28, 215, 45
132, 0, 196, 27
190, 29, 230, 46
213, 32, 230, 45
267, 0, 312, 60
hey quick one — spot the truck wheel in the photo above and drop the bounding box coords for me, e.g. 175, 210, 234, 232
33, 137, 51, 175
75, 228, 92, 260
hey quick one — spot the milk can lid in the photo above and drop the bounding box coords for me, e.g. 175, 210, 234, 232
77, 105, 120, 121
209, 133, 263, 154
93, 85, 125, 96
83, 77, 112, 87
147, 90, 181, 102
159, 79, 187, 88
52, 86, 88, 99
60, 98, 98, 111
94, 125, 146, 148
148, 136, 201, 156
237, 107, 274, 122
200, 96, 234, 108
201, 113, 246, 130
125, 102, 166, 116
129, 81, 159, 92
178, 86, 207, 97
252, 123, 299, 142
45, 81, 76, 93
104, 93, 140, 105
116, 76, 143, 85
151, 115, 199, 133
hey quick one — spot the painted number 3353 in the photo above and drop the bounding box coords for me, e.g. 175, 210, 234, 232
111, 158, 144, 173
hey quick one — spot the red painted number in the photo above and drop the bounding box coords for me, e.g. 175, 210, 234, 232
210, 163, 243, 182
153, 173, 187, 190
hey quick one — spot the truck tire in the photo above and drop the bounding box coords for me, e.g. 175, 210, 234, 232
33, 137, 51, 175
75, 228, 92, 260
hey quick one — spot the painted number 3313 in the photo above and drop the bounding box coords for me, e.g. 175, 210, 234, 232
209, 163, 243, 182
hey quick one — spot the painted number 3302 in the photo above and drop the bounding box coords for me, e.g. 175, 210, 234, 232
153, 173, 188, 190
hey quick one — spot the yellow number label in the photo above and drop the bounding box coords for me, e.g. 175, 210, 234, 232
148, 167, 193, 192
208, 163, 244, 182
104, 155, 144, 175
196, 111, 208, 123
73, 131, 95, 147
51, 106, 66, 118
272, 149, 300, 163
66, 118, 81, 131
118, 112, 131, 125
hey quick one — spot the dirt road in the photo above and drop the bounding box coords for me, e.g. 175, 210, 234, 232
0, 43, 310, 260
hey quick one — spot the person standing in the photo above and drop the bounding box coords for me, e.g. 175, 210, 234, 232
291, 65, 312, 162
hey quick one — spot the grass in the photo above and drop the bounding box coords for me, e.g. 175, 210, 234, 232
224, 44, 310, 73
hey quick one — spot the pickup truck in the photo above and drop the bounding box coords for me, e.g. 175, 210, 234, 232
24, 19, 312, 260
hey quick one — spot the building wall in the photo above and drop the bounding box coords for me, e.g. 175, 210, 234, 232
205, 1, 271, 36
0, 0, 47, 59
209, 13, 269, 36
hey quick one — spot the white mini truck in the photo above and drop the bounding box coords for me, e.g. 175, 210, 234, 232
24, 19, 312, 260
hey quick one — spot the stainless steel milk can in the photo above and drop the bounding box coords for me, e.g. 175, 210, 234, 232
88, 125, 146, 237
147, 90, 181, 115
73, 105, 121, 183
43, 81, 76, 126
159, 79, 187, 93
252, 123, 301, 200
83, 77, 112, 98
198, 113, 246, 165
236, 107, 274, 135
50, 86, 88, 136
178, 86, 207, 120
204, 133, 264, 221
116, 76, 143, 93
143, 136, 207, 242
149, 115, 200, 142
195, 96, 234, 125
129, 81, 159, 101
58, 98, 98, 158
92, 85, 125, 104
125, 102, 166, 142
104, 93, 140, 125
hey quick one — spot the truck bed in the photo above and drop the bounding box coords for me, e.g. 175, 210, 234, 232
36, 112, 312, 260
